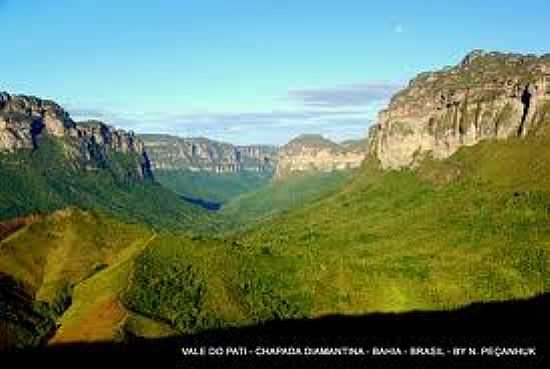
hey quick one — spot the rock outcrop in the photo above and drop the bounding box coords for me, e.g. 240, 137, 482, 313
275, 134, 367, 179
0, 92, 152, 180
140, 134, 277, 173
368, 50, 550, 169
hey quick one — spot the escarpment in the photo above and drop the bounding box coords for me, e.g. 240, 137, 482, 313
368, 50, 550, 169
0, 92, 152, 180
140, 134, 277, 173
275, 134, 367, 179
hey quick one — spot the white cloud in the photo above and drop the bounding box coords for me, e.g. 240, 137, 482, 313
67, 82, 403, 145
289, 83, 401, 107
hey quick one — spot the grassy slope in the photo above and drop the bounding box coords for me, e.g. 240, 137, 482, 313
48, 232, 166, 344
0, 135, 212, 232
123, 137, 549, 336
239, 137, 549, 312
154, 169, 272, 203
0, 209, 152, 301
217, 170, 352, 233
0, 209, 153, 348
0, 135, 213, 348
39, 171, 353, 342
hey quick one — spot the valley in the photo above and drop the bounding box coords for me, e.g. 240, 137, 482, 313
0, 50, 549, 354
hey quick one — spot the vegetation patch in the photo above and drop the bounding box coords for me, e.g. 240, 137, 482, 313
0, 209, 153, 349
155, 169, 272, 204
0, 135, 213, 231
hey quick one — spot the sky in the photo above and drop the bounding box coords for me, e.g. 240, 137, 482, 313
1, 1, 549, 145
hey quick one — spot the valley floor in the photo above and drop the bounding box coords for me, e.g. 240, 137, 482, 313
1, 136, 549, 352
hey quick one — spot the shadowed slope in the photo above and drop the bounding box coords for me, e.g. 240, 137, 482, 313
0, 135, 213, 231
34, 295, 548, 368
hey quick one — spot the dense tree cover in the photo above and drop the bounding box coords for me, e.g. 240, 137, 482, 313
0, 135, 212, 231
155, 169, 272, 204
123, 137, 549, 336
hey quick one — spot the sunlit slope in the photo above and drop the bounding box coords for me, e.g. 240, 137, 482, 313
240, 137, 549, 312
0, 209, 153, 348
48, 232, 168, 344
123, 137, 549, 337
122, 235, 314, 334
218, 170, 352, 232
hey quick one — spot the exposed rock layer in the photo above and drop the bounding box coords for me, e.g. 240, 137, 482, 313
0, 92, 152, 179
140, 134, 277, 173
275, 134, 367, 179
369, 50, 550, 169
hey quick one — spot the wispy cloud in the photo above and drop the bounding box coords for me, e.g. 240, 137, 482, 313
69, 108, 109, 119
68, 82, 403, 145
288, 83, 401, 107
394, 24, 404, 34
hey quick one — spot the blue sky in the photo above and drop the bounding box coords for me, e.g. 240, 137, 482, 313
1, 0, 549, 145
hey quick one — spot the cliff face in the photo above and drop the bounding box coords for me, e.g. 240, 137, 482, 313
369, 50, 550, 169
275, 134, 366, 179
140, 134, 277, 174
0, 92, 152, 180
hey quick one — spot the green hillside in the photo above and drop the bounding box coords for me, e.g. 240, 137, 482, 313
154, 169, 272, 203
0, 209, 153, 349
218, 170, 352, 232
0, 135, 212, 231
121, 136, 549, 336
3, 134, 548, 347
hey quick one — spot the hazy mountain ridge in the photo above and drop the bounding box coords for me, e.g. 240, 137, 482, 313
275, 134, 367, 179
140, 134, 277, 174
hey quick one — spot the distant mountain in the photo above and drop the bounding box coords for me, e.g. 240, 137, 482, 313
140, 134, 278, 173
340, 138, 369, 151
139, 134, 277, 203
275, 134, 367, 179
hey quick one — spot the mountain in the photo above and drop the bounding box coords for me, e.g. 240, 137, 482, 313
139, 134, 277, 203
368, 50, 550, 169
2, 51, 549, 352
121, 135, 550, 338
0, 93, 152, 179
140, 134, 277, 173
117, 51, 549, 341
0, 92, 215, 350
0, 92, 211, 230
275, 134, 367, 179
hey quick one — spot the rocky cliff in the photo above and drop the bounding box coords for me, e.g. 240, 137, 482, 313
275, 134, 367, 179
140, 134, 277, 173
0, 92, 152, 180
368, 50, 550, 169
